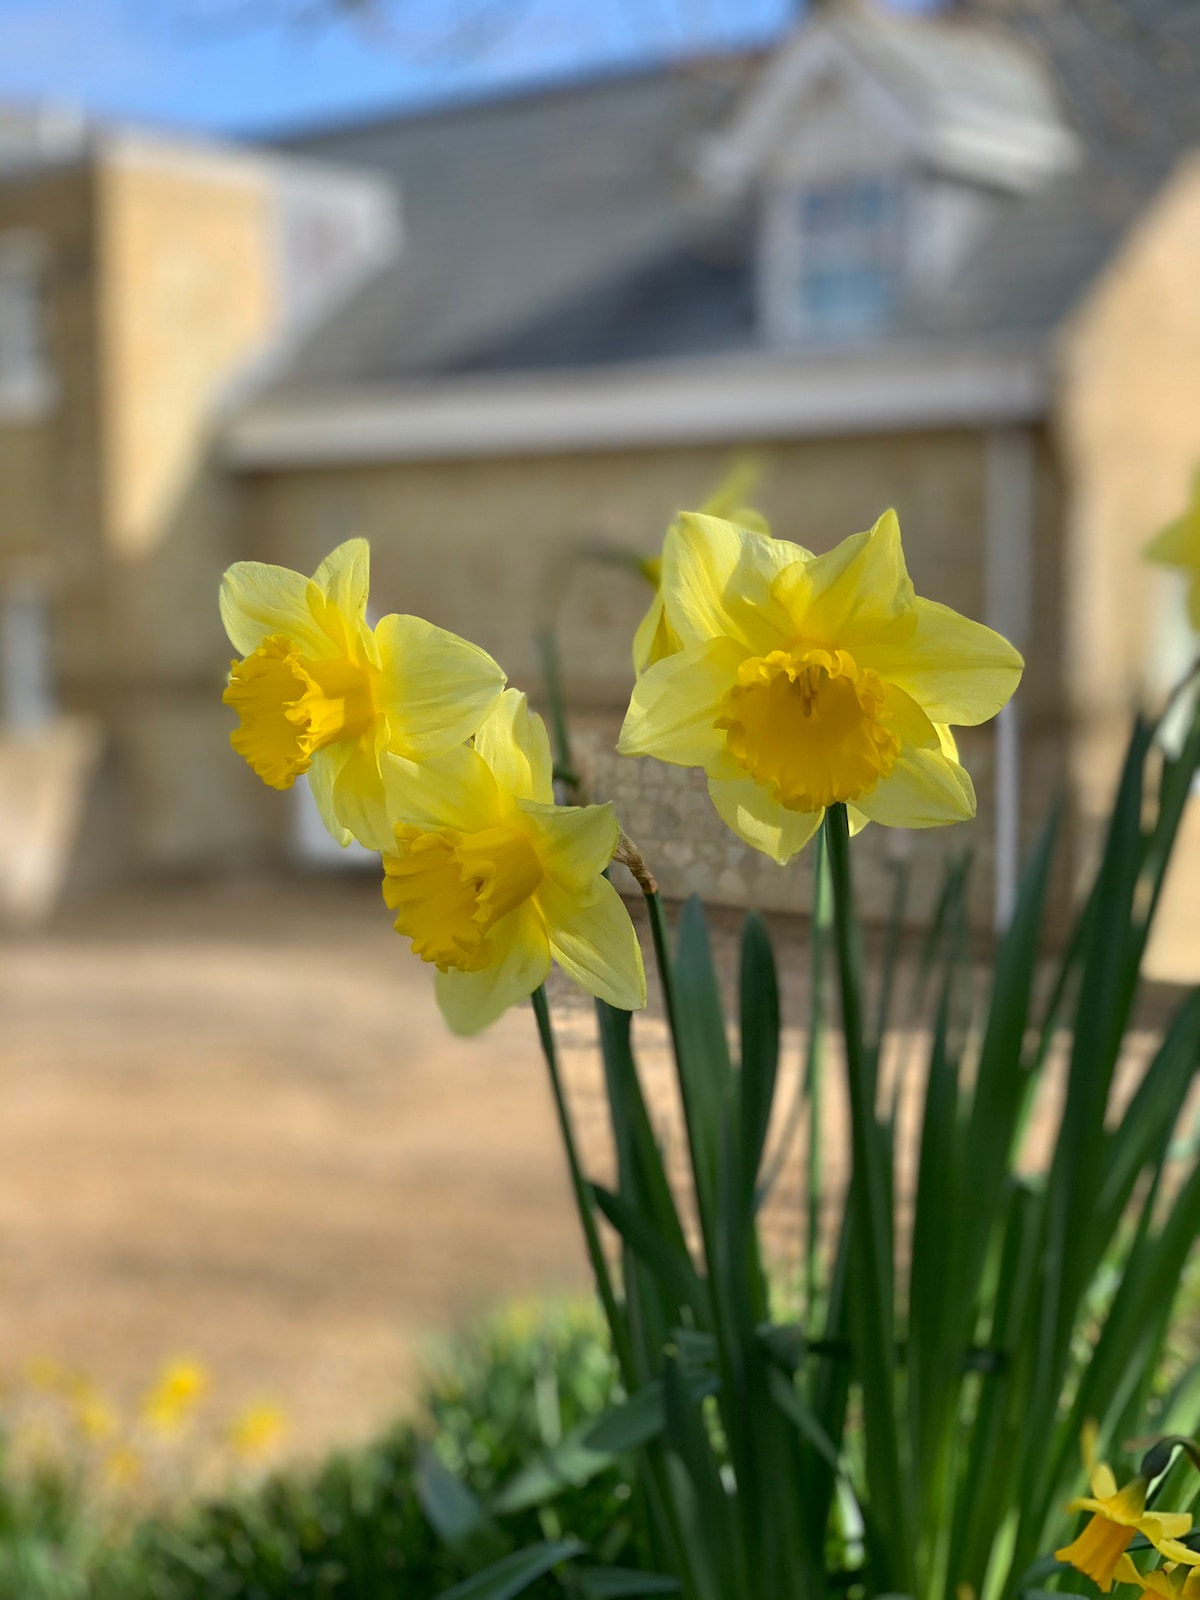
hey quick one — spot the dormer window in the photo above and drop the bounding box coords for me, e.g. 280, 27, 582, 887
0, 231, 54, 418
794, 177, 903, 339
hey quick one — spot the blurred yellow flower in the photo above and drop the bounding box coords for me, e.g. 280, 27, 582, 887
1056, 1424, 1195, 1593
633, 458, 771, 676
1146, 470, 1200, 629
619, 510, 1022, 863
71, 1383, 119, 1442
104, 1444, 143, 1489
1114, 1555, 1200, 1597
24, 1355, 74, 1394
228, 1403, 288, 1462
363, 689, 646, 1034
221, 539, 506, 845
140, 1358, 210, 1435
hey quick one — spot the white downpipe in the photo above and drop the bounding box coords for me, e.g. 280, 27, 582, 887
985, 428, 1034, 931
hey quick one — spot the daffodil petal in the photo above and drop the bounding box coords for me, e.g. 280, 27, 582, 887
706, 774, 823, 864
1144, 1516, 1194, 1547
312, 538, 370, 619
935, 723, 960, 763
434, 903, 551, 1035
857, 749, 976, 828
855, 596, 1024, 726
1092, 1463, 1119, 1501
853, 685, 975, 828
326, 735, 391, 851
541, 876, 646, 1011
308, 745, 353, 848
1113, 1556, 1143, 1587
379, 744, 499, 842
846, 804, 871, 835
618, 636, 748, 774
776, 509, 916, 647
662, 512, 797, 653
220, 561, 329, 659
374, 614, 506, 759
519, 799, 620, 892
1150, 1536, 1200, 1567
632, 590, 684, 675
473, 689, 554, 805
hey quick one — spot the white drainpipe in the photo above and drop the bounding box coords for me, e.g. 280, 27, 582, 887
985, 427, 1035, 931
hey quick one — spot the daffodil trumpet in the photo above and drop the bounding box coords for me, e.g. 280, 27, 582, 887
360, 689, 646, 1035
220, 539, 506, 847
620, 509, 1023, 863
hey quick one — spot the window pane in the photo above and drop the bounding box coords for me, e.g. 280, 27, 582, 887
795, 178, 902, 337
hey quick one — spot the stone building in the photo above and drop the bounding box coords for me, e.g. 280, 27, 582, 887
0, 0, 1198, 930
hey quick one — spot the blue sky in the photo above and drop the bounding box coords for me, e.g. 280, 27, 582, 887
0, 0, 938, 138
0, 0, 802, 137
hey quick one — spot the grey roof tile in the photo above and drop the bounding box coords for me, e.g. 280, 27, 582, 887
258, 2, 1200, 391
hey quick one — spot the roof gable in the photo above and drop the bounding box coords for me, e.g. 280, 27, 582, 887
699, 5, 1081, 196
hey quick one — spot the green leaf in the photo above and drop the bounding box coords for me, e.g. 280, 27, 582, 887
671, 896, 733, 1245
824, 803, 912, 1594
660, 1351, 739, 1600
766, 1367, 841, 1472
489, 1423, 615, 1515
577, 1569, 682, 1597
437, 1540, 586, 1600
583, 1368, 722, 1456
590, 1184, 706, 1321
738, 912, 780, 1202
416, 1446, 492, 1546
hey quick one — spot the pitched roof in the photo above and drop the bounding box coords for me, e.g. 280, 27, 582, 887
266, 61, 757, 392
259, 1, 1200, 393
924, 0, 1200, 336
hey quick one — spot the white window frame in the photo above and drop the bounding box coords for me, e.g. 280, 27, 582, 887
0, 230, 54, 420
792, 175, 905, 341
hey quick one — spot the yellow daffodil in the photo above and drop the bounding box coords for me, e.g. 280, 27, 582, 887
140, 1358, 209, 1435
633, 458, 771, 675
228, 1403, 288, 1461
221, 539, 506, 846
1146, 470, 1200, 629
361, 689, 645, 1035
1114, 1554, 1200, 1597
1056, 1424, 1195, 1592
618, 509, 1022, 863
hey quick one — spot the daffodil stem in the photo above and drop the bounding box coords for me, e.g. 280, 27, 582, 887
824, 802, 914, 1594
530, 985, 634, 1382
536, 628, 577, 797
643, 889, 680, 1044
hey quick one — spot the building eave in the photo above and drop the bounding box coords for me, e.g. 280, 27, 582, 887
223, 341, 1053, 471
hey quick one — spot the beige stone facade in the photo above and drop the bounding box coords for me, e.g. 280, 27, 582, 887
0, 101, 1196, 940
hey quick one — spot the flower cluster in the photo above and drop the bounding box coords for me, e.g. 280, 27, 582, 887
221, 504, 1024, 1028
221, 540, 646, 1034
1055, 1426, 1200, 1596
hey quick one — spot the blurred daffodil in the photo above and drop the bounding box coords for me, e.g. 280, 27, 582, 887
362, 689, 645, 1035
104, 1444, 143, 1489
140, 1358, 209, 1435
619, 510, 1022, 863
1056, 1424, 1195, 1592
71, 1383, 119, 1442
1146, 471, 1200, 629
633, 458, 771, 676
228, 1403, 288, 1462
1114, 1555, 1200, 1597
221, 539, 506, 846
